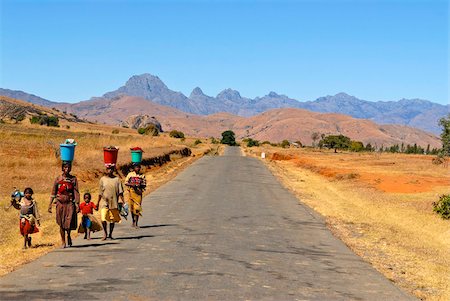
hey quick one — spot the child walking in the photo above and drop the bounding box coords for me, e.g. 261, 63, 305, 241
97, 164, 124, 240
12, 187, 40, 249
78, 192, 102, 239
125, 163, 147, 228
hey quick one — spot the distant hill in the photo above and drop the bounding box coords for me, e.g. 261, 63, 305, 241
0, 88, 58, 107
0, 96, 84, 124
53, 95, 441, 148
55, 95, 188, 124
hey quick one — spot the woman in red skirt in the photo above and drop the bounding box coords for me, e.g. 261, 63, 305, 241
12, 187, 40, 249
48, 161, 80, 248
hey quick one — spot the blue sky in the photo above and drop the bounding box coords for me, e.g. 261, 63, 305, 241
0, 0, 448, 104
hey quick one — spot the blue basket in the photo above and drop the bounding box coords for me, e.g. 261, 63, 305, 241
60, 144, 76, 162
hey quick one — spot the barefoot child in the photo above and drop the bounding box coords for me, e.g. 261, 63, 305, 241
125, 163, 146, 228
12, 187, 40, 249
78, 192, 102, 239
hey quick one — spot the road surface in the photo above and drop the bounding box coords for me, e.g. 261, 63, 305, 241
0, 147, 414, 300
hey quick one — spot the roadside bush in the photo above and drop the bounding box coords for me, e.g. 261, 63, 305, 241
246, 138, 259, 147
138, 124, 159, 136
433, 194, 450, 219
30, 115, 59, 127
210, 137, 219, 144
194, 139, 202, 145
112, 129, 119, 134
261, 141, 271, 145
169, 130, 185, 139
280, 140, 290, 148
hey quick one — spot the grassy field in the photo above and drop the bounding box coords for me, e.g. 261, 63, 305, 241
245, 146, 450, 301
0, 121, 217, 276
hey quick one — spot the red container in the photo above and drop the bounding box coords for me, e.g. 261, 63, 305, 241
103, 147, 119, 164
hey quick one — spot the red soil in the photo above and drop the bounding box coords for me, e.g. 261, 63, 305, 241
271, 152, 449, 194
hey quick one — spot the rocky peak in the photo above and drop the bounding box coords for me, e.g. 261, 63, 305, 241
217, 89, 242, 101
124, 73, 168, 91
267, 91, 280, 98
190, 87, 206, 98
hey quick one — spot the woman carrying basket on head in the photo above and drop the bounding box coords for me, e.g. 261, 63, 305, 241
48, 161, 80, 248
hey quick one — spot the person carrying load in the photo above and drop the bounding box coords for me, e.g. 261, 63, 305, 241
125, 147, 147, 228
48, 140, 80, 248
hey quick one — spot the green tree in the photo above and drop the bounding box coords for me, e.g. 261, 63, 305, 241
365, 143, 374, 152
439, 114, 450, 156
320, 135, 351, 153
350, 141, 364, 152
221, 130, 237, 146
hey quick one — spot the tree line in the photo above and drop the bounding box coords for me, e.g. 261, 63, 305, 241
230, 113, 450, 157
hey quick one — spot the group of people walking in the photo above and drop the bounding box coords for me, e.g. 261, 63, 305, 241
11, 143, 147, 249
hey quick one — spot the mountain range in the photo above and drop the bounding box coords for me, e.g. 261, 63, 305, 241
0, 94, 440, 148
1, 73, 448, 135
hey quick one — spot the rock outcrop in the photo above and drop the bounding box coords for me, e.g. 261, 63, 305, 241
121, 114, 163, 132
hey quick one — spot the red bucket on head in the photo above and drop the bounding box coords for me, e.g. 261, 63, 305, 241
103, 147, 119, 165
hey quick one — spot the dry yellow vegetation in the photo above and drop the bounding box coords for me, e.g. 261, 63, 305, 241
245, 146, 450, 301
0, 121, 217, 276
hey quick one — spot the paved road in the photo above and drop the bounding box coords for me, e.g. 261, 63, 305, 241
0, 147, 414, 300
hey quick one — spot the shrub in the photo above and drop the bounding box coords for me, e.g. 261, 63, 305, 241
169, 130, 185, 139
210, 137, 219, 144
15, 114, 25, 122
30, 116, 40, 124
138, 124, 159, 136
47, 116, 59, 127
280, 140, 290, 148
350, 141, 364, 152
112, 129, 119, 134
30, 115, 59, 127
246, 138, 259, 147
433, 194, 450, 219
432, 152, 447, 165
261, 141, 271, 145
194, 139, 202, 145
65, 125, 70, 129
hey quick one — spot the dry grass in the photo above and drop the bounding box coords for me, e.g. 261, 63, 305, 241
245, 146, 450, 301
0, 122, 214, 276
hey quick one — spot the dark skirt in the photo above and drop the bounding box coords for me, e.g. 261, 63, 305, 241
56, 201, 77, 230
